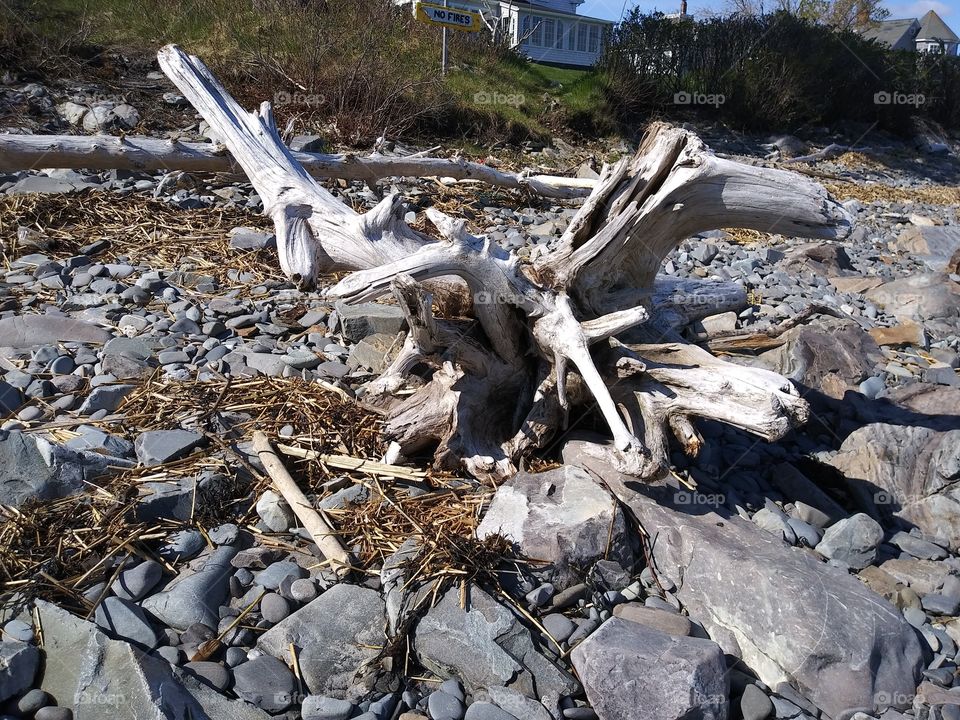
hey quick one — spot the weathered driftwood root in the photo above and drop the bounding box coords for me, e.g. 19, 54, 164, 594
159, 44, 853, 482
0, 133, 593, 199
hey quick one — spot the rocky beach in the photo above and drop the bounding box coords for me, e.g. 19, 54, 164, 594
1, 52, 960, 720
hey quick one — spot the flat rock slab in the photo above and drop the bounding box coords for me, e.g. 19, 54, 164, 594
334, 301, 406, 343
0, 315, 111, 347
476, 465, 634, 590
413, 585, 579, 717
564, 443, 926, 718
257, 584, 387, 701
135, 429, 206, 466
571, 618, 727, 720
36, 599, 269, 720
0, 431, 134, 508
142, 546, 237, 630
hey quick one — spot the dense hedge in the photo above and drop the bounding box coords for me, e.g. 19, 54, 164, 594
600, 10, 960, 132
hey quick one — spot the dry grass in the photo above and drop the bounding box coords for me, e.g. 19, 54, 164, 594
823, 181, 960, 205
0, 374, 520, 614
0, 190, 278, 293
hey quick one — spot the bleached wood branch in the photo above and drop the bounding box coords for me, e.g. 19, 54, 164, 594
0, 133, 593, 199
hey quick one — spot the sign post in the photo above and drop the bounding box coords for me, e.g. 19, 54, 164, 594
442, 0, 448, 75
413, 0, 482, 74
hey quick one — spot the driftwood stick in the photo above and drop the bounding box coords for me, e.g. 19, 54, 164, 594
252, 431, 352, 575
0, 133, 594, 199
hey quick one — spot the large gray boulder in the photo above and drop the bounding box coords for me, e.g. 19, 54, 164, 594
826, 423, 960, 551
0, 431, 135, 508
413, 585, 579, 719
475, 466, 635, 590
257, 584, 388, 702
564, 443, 926, 719
571, 618, 728, 720
865, 273, 960, 332
35, 600, 269, 720
142, 546, 237, 630
894, 225, 960, 271
757, 318, 882, 399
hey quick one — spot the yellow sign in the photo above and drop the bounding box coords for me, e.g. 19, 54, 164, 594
415, 1, 482, 32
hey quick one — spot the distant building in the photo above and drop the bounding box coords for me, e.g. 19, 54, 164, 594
398, 0, 615, 67
860, 10, 958, 55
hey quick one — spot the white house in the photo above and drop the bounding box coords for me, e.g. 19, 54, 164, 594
400, 0, 615, 67
860, 10, 959, 56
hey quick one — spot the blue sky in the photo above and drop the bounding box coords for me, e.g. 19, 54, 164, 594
579, 0, 960, 21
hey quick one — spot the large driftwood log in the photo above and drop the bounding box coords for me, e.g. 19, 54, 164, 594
157, 44, 852, 481
0, 133, 593, 199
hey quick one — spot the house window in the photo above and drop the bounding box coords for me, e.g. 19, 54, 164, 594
530, 16, 543, 46
556, 20, 564, 49
588, 24, 600, 53
543, 18, 555, 48
577, 24, 588, 52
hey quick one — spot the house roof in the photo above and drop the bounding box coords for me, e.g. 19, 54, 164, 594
861, 17, 919, 47
917, 9, 959, 42
509, 0, 615, 22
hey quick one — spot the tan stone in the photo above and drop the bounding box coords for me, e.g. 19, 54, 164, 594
828, 276, 884, 294
868, 321, 925, 347
880, 558, 956, 595
399, 713, 429, 720
612, 603, 692, 636
857, 565, 901, 601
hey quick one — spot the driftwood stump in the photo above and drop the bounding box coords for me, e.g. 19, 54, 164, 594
158, 44, 853, 481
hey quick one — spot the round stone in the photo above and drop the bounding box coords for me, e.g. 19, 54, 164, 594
225, 646, 247, 667
232, 656, 296, 712
111, 560, 163, 601
289, 578, 318, 603
440, 678, 465, 701
184, 661, 231, 691
740, 684, 774, 720
48, 356, 75, 375
428, 690, 465, 720
542, 613, 576, 643
2, 618, 34, 643
17, 688, 51, 715
35, 708, 73, 720
261, 593, 291, 624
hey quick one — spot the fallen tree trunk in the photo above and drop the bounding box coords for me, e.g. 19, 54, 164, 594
0, 133, 594, 199
157, 44, 853, 482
